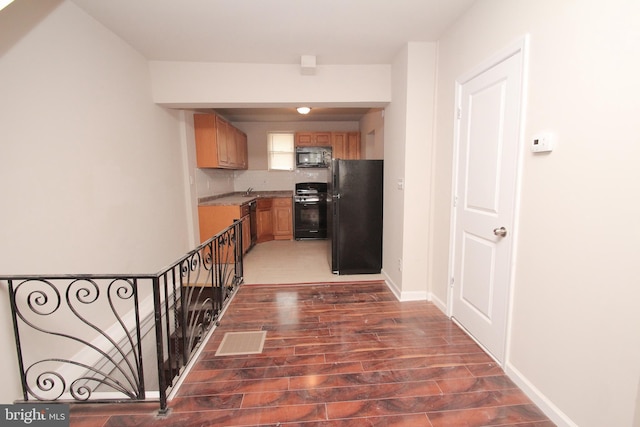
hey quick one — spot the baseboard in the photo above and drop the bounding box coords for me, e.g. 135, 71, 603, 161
381, 270, 401, 300
398, 290, 429, 301
381, 270, 429, 302
429, 292, 447, 314
505, 361, 578, 427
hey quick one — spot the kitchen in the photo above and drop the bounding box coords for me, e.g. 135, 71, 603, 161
191, 109, 386, 282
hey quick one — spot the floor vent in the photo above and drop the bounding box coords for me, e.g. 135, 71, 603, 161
215, 331, 267, 356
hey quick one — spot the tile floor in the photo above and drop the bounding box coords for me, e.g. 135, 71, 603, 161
242, 240, 385, 285
69, 241, 555, 426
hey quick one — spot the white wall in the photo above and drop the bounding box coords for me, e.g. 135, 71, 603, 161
0, 0, 190, 403
149, 62, 391, 108
431, 1, 640, 426
381, 47, 409, 296
402, 42, 437, 301
383, 43, 437, 301
359, 109, 384, 160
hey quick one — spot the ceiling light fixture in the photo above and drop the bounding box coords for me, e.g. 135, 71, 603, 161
297, 107, 311, 115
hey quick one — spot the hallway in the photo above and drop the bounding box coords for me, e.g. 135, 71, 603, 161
70, 282, 554, 426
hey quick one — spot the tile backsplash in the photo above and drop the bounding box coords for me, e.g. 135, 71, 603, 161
195, 168, 235, 199
233, 169, 329, 192
195, 168, 329, 199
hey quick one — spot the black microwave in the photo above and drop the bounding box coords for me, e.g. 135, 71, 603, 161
295, 146, 332, 168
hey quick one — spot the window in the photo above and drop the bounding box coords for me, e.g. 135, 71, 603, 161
267, 132, 294, 171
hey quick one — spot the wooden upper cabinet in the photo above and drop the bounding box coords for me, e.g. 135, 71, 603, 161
295, 132, 332, 147
332, 132, 347, 159
235, 128, 248, 170
346, 132, 361, 159
215, 115, 231, 167
314, 132, 332, 147
194, 113, 248, 169
332, 132, 361, 159
294, 131, 361, 158
194, 114, 220, 168
295, 132, 313, 147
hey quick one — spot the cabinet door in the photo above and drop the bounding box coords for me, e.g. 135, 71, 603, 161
257, 208, 273, 242
272, 198, 292, 239
198, 205, 241, 242
346, 132, 361, 159
256, 198, 273, 242
194, 114, 220, 167
295, 132, 314, 147
215, 116, 231, 166
236, 128, 248, 169
332, 132, 347, 159
314, 132, 332, 147
295, 132, 333, 147
225, 124, 238, 167
241, 215, 251, 253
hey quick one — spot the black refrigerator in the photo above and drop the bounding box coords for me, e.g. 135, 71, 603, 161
328, 159, 383, 274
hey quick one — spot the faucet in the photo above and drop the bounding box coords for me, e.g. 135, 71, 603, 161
245, 187, 253, 196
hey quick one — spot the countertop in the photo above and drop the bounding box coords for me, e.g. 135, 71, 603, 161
198, 191, 293, 206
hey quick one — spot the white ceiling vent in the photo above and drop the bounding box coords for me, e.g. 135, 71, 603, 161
300, 55, 316, 75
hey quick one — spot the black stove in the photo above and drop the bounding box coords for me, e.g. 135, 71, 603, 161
294, 182, 328, 240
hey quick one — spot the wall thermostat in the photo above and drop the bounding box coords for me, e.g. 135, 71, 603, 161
531, 133, 556, 153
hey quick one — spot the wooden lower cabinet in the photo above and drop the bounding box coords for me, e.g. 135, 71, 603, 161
240, 215, 251, 253
257, 197, 293, 243
198, 205, 238, 242
199, 196, 293, 254
198, 205, 250, 255
256, 198, 273, 243
272, 197, 293, 240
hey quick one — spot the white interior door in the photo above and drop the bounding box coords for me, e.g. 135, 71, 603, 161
451, 41, 526, 363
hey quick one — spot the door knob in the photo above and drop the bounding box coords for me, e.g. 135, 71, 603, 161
493, 226, 508, 237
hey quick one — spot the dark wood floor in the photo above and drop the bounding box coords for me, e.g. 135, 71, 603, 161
70, 282, 555, 426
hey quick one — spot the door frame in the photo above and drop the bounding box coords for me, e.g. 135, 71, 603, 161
446, 36, 529, 365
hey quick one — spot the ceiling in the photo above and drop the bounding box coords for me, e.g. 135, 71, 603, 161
209, 107, 377, 123
70, 0, 476, 121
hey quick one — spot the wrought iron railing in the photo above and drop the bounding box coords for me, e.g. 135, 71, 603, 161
0, 220, 243, 413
